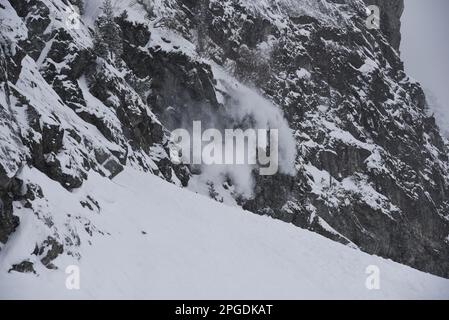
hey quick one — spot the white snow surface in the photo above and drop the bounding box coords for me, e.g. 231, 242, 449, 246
0, 167, 448, 299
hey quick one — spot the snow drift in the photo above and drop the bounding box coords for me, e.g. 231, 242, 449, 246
0, 168, 448, 299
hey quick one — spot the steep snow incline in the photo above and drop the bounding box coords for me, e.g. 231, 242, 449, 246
83, 0, 149, 26
425, 89, 449, 138
0, 168, 448, 299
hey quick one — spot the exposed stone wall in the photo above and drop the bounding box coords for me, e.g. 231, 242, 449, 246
363, 0, 405, 51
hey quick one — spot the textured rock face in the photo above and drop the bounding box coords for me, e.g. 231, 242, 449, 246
0, 45, 22, 248
0, 0, 448, 280
363, 0, 404, 51
170, 0, 449, 278
0, 173, 21, 247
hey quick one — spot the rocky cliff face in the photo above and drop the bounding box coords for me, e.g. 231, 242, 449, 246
1, 0, 448, 279
363, 0, 404, 51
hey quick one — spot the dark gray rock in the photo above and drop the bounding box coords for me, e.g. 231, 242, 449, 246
103, 158, 124, 179
363, 0, 404, 51
187, 0, 449, 278
34, 237, 64, 269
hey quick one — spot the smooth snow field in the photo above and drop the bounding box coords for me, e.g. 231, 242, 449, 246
0, 168, 448, 299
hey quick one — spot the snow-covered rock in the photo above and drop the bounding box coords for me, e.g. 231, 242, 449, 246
0, 0, 448, 297
1, 167, 448, 299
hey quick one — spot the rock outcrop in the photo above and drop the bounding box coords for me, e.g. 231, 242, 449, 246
1, 0, 448, 279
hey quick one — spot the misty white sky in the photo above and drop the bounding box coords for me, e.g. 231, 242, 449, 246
401, 0, 449, 134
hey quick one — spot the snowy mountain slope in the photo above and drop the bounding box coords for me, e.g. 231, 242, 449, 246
1, 167, 448, 299
1, 0, 449, 290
